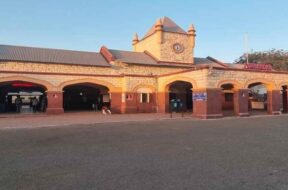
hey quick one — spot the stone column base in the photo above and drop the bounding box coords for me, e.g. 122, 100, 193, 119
193, 113, 223, 119
270, 111, 281, 115
237, 112, 250, 117
47, 108, 64, 114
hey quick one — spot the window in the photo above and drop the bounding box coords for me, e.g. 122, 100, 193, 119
137, 87, 152, 103
224, 93, 233, 102
140, 93, 150, 103
126, 94, 133, 100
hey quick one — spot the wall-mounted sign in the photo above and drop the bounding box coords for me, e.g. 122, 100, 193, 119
103, 94, 110, 103
12, 83, 35, 87
193, 93, 207, 101
244, 63, 272, 71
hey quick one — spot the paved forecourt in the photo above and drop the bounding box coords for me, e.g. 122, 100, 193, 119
0, 112, 193, 129
0, 115, 288, 189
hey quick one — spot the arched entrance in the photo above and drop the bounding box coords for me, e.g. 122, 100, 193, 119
220, 83, 235, 116
167, 81, 193, 112
63, 83, 110, 112
0, 81, 47, 114
247, 82, 268, 115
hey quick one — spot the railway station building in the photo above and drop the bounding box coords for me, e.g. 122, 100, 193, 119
0, 17, 287, 118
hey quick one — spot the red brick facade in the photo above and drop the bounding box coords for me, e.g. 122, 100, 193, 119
193, 89, 223, 119
46, 91, 64, 114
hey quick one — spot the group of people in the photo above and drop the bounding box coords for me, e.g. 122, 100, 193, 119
14, 96, 47, 113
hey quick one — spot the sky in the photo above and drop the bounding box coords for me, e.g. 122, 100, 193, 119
0, 0, 287, 63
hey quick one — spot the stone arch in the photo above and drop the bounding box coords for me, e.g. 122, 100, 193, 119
132, 84, 156, 93
244, 78, 276, 90
217, 80, 243, 89
278, 81, 288, 89
0, 75, 54, 90
161, 76, 197, 91
159, 77, 195, 113
58, 78, 120, 92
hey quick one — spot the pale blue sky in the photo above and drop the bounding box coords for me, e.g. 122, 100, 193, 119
0, 0, 287, 62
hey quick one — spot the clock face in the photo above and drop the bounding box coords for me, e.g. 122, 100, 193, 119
172, 43, 184, 53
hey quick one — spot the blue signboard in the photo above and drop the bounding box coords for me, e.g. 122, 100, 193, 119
193, 93, 207, 101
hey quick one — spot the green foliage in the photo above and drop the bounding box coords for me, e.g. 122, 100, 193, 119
235, 49, 288, 71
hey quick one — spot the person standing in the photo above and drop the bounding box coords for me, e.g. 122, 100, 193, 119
32, 97, 39, 113
15, 96, 22, 113
40, 96, 47, 112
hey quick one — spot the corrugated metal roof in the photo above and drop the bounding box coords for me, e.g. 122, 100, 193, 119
144, 17, 187, 38
0, 44, 110, 67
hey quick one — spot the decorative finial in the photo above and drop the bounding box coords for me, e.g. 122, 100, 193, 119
188, 24, 195, 31
132, 33, 139, 45
188, 24, 196, 36
133, 33, 139, 41
156, 18, 162, 26
155, 18, 163, 30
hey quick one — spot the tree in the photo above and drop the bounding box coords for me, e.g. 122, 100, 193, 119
234, 49, 288, 71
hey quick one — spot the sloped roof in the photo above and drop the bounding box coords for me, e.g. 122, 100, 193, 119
194, 57, 227, 68
143, 17, 187, 38
194, 57, 216, 64
108, 49, 194, 68
108, 49, 157, 65
0, 44, 110, 67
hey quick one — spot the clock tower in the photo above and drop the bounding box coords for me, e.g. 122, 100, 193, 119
132, 17, 196, 64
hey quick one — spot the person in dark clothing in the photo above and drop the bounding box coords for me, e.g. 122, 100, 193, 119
32, 97, 39, 113
15, 96, 22, 113
40, 96, 47, 112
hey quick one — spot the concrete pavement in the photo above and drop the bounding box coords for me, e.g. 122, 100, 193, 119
1, 116, 288, 189
0, 112, 194, 129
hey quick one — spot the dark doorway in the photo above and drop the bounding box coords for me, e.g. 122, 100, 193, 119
0, 81, 47, 114
168, 81, 193, 112
63, 83, 109, 112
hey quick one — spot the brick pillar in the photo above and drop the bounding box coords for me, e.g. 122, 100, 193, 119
158, 91, 169, 113
267, 90, 281, 115
193, 88, 223, 119
110, 92, 123, 114
234, 89, 249, 117
283, 89, 288, 113
46, 91, 64, 114
124, 92, 137, 113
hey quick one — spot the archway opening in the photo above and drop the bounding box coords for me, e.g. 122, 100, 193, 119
282, 85, 287, 113
220, 83, 235, 116
167, 81, 193, 112
248, 82, 268, 115
0, 81, 47, 114
63, 83, 110, 112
